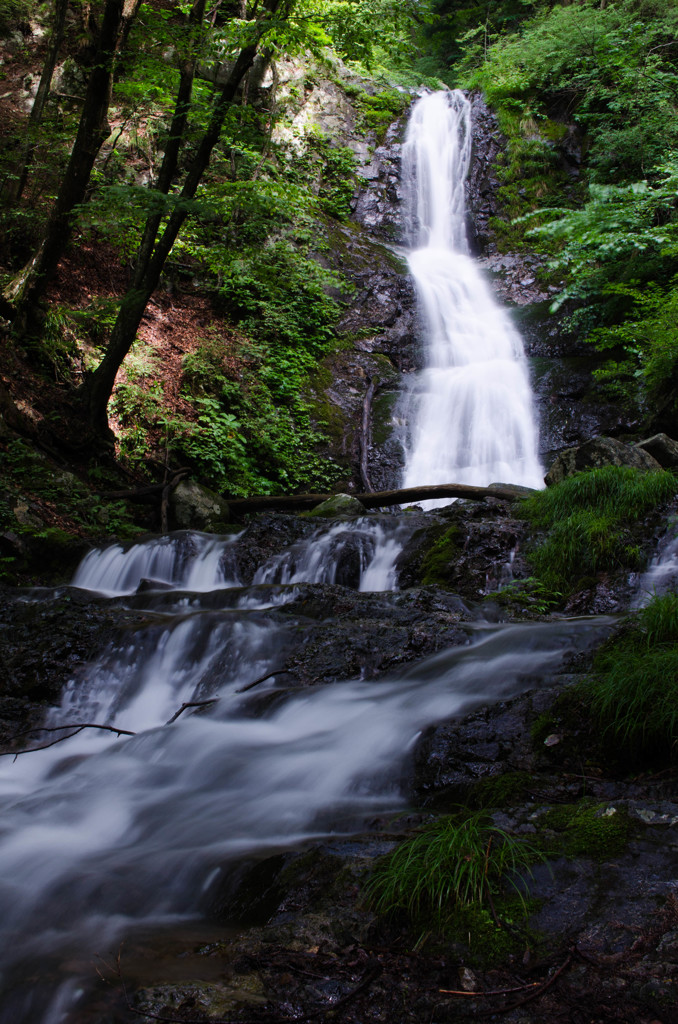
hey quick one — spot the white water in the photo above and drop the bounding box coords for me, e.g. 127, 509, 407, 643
253, 518, 406, 592
72, 531, 242, 596
632, 516, 678, 607
401, 90, 543, 497
0, 528, 612, 1023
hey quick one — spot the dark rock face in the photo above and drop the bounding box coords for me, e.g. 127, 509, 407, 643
396, 499, 530, 602
412, 685, 568, 805
466, 92, 504, 257
545, 435, 662, 485
318, 182, 417, 490
635, 432, 678, 468
529, 353, 637, 466
0, 588, 143, 745
352, 116, 410, 243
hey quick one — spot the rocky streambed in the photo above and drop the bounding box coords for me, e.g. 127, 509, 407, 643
0, 495, 676, 1024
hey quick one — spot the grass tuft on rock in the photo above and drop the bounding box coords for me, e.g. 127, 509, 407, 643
365, 811, 541, 934
518, 466, 676, 598
584, 592, 678, 764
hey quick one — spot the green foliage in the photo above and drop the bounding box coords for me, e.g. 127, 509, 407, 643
469, 0, 678, 181
524, 163, 678, 419
175, 332, 343, 495
424, 0, 547, 76
312, 0, 432, 72
485, 575, 562, 615
346, 86, 411, 139
217, 241, 341, 369
0, 0, 27, 34
365, 811, 541, 933
454, 0, 678, 260
527, 163, 678, 310
583, 593, 678, 764
519, 467, 676, 598
316, 141, 357, 219
0, 438, 139, 546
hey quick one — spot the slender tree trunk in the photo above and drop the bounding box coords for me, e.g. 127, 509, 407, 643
82, 0, 286, 438
7, 0, 70, 204
131, 0, 207, 292
5, 0, 141, 337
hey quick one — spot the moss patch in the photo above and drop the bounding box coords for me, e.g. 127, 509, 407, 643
469, 772, 534, 811
538, 801, 631, 860
419, 525, 461, 587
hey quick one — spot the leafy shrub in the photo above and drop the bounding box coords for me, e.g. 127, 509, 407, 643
365, 811, 540, 932
177, 334, 342, 495
584, 592, 678, 764
519, 466, 676, 598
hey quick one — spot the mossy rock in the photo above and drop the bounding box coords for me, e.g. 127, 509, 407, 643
419, 524, 461, 587
537, 801, 631, 860
308, 493, 366, 517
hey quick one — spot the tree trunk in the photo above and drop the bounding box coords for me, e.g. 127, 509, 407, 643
5, 0, 141, 337
81, 0, 286, 439
130, 0, 206, 294
225, 482, 536, 515
7, 0, 70, 204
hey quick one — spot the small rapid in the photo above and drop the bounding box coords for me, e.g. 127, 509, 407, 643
401, 90, 543, 496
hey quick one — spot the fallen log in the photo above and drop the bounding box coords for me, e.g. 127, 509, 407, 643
225, 482, 534, 515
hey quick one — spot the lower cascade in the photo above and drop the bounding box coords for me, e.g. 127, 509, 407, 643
401, 90, 544, 493
0, 521, 614, 1023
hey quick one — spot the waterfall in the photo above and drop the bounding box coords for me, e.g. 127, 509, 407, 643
401, 90, 544, 496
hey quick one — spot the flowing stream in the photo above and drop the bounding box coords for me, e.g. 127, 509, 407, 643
0, 521, 613, 1023
401, 90, 544, 494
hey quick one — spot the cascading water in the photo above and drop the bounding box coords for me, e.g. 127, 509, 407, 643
401, 90, 544, 494
0, 522, 613, 1023
632, 516, 678, 607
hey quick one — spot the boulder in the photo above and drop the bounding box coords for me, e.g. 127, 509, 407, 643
635, 432, 678, 469
545, 436, 662, 486
169, 479, 230, 531
307, 493, 366, 517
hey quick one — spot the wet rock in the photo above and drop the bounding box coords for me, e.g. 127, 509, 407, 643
466, 92, 504, 257
314, 219, 416, 490
278, 583, 471, 686
396, 500, 530, 602
635, 433, 678, 469
0, 588, 144, 746
169, 479, 230, 531
308, 493, 366, 517
545, 436, 662, 485
411, 686, 563, 806
529, 353, 634, 465
353, 117, 409, 242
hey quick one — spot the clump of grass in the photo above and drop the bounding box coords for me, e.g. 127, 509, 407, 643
584, 592, 678, 764
519, 466, 676, 598
365, 811, 540, 932
521, 466, 676, 527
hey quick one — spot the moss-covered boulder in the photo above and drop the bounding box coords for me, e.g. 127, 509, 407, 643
545, 436, 661, 486
170, 479, 231, 531
308, 493, 366, 517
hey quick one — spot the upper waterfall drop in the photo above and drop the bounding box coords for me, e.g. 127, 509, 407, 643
400, 90, 544, 494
